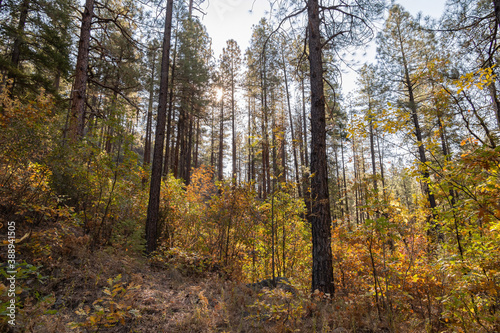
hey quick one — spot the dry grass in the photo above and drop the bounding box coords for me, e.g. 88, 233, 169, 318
1, 221, 425, 333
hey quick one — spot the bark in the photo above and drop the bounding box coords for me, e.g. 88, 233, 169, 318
260, 63, 269, 198
301, 78, 311, 213
352, 134, 359, 225
163, 28, 178, 176
10, 0, 29, 75
405, 76, 437, 211
340, 136, 349, 225
307, 0, 334, 294
398, 24, 437, 222
247, 94, 252, 182
188, 0, 194, 18
194, 118, 200, 169
211, 106, 215, 168
368, 108, 378, 194
68, 0, 95, 141
282, 51, 300, 194
488, 81, 500, 129
280, 112, 287, 183
144, 50, 156, 165
334, 145, 342, 219
218, 99, 224, 181
178, 106, 187, 180
251, 97, 256, 182
375, 129, 386, 200
145, 0, 174, 255
185, 116, 194, 184
231, 62, 237, 184
494, 0, 500, 29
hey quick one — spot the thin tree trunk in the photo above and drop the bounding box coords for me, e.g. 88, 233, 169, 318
397, 27, 437, 218
247, 94, 252, 182
145, 0, 174, 254
231, 64, 237, 185
185, 116, 194, 184
369, 113, 378, 194
283, 52, 300, 194
194, 118, 200, 169
280, 110, 287, 182
173, 114, 180, 177
163, 26, 178, 176
341, 135, 349, 226
211, 106, 215, 168
218, 99, 224, 181
375, 129, 386, 200
353, 135, 359, 225
334, 145, 343, 218
301, 78, 311, 212
188, 0, 194, 18
144, 50, 156, 165
307, 0, 334, 294
260, 66, 269, 198
251, 97, 256, 182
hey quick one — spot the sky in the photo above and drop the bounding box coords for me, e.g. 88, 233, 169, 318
199, 0, 448, 93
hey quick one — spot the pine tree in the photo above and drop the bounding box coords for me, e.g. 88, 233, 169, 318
220, 39, 242, 184
145, 0, 174, 255
377, 5, 439, 235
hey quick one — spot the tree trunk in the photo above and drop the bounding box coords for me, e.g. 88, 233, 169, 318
375, 128, 386, 200
307, 0, 334, 295
218, 99, 224, 181
185, 116, 194, 184
194, 118, 200, 169
247, 94, 252, 183
260, 64, 269, 198
211, 106, 215, 168
163, 27, 178, 177
68, 0, 95, 141
282, 52, 300, 192
368, 112, 378, 194
301, 78, 311, 212
494, 0, 500, 29
340, 135, 350, 226
9, 0, 29, 84
398, 29, 438, 226
145, 0, 174, 255
144, 50, 156, 165
231, 63, 237, 185
405, 74, 437, 211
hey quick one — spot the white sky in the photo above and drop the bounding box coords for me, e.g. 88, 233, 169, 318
200, 0, 447, 93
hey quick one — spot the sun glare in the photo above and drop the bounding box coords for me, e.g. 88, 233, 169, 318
216, 88, 223, 101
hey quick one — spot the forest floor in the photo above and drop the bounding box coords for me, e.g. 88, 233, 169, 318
3, 221, 395, 333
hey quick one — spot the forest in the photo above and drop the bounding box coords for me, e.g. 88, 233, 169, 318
0, 0, 499, 332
